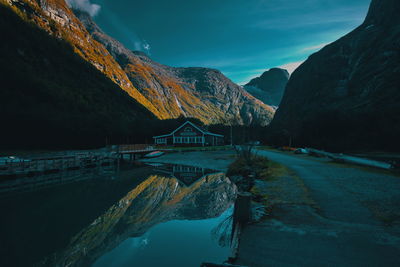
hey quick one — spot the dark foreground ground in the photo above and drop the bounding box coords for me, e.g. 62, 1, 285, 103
236, 149, 400, 267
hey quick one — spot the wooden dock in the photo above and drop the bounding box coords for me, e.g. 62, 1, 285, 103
115, 144, 170, 161
0, 144, 169, 191
0, 151, 117, 179
0, 144, 168, 177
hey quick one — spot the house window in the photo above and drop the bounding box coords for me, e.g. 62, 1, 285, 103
156, 138, 166, 144
184, 127, 193, 132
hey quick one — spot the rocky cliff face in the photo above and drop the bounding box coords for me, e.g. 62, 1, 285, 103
75, 10, 275, 125
244, 68, 289, 107
268, 0, 400, 151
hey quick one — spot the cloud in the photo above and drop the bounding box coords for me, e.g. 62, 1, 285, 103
66, 0, 101, 17
100, 9, 151, 54
252, 5, 367, 31
279, 61, 304, 74
142, 40, 151, 55
301, 42, 329, 52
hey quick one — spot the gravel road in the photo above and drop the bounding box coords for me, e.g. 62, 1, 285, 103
236, 149, 400, 267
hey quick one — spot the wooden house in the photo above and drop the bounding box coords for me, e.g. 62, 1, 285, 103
153, 121, 224, 146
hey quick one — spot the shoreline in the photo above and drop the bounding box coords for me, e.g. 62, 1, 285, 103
140, 150, 237, 171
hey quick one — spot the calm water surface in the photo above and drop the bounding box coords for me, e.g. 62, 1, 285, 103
0, 163, 236, 267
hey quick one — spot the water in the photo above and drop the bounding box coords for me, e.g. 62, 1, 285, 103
93, 208, 233, 267
0, 163, 237, 267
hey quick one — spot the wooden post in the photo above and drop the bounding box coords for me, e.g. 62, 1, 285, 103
230, 125, 233, 146
233, 192, 252, 224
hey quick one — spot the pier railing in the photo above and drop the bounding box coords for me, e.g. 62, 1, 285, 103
0, 151, 117, 179
116, 144, 155, 153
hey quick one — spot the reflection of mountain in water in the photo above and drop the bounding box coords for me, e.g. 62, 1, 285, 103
45, 170, 236, 266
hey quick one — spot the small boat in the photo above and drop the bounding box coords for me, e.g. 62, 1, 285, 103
144, 151, 165, 158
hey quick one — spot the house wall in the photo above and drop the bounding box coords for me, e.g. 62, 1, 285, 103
154, 136, 173, 146
154, 122, 224, 147
173, 124, 204, 147
174, 124, 203, 137
204, 135, 224, 146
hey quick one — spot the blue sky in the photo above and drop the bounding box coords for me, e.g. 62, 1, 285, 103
86, 0, 371, 84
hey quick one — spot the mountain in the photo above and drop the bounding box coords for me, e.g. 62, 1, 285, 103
244, 68, 289, 107
2, 0, 160, 115
268, 0, 400, 151
2, 0, 274, 128
74, 10, 275, 126
0, 1, 156, 148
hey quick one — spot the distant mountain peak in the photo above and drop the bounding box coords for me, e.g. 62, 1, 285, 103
243, 68, 289, 107
262, 68, 289, 77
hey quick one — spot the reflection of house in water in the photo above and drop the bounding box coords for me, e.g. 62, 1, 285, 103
153, 164, 220, 187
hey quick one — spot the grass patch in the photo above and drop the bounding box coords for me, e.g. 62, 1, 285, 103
227, 154, 289, 181
250, 186, 269, 207
227, 148, 317, 210
266, 161, 291, 180
227, 155, 267, 178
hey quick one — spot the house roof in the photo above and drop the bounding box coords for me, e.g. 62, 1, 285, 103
153, 121, 224, 138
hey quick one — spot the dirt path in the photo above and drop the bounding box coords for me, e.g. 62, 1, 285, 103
236, 149, 400, 267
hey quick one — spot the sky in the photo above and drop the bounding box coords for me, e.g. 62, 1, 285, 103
75, 0, 371, 84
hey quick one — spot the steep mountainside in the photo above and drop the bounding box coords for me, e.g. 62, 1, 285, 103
244, 68, 289, 107
2, 0, 161, 117
0, 2, 156, 148
268, 0, 400, 151
75, 11, 275, 126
